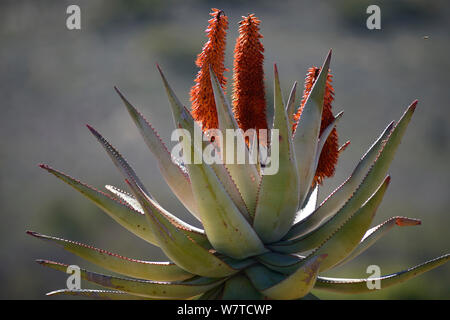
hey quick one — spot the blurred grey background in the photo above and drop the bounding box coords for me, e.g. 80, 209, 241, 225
1, 0, 449, 299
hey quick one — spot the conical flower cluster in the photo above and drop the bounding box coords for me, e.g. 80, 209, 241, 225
231, 14, 268, 134
190, 8, 228, 130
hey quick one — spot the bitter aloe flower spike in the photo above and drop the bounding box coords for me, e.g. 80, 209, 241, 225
232, 14, 268, 135
190, 8, 228, 131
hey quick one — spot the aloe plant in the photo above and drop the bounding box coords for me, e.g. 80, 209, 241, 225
29, 9, 448, 300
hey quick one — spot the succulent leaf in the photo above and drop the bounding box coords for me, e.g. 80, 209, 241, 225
84, 129, 211, 247
156, 67, 266, 258
46, 289, 153, 300
314, 254, 450, 294
86, 124, 151, 199
285, 81, 298, 126
27, 231, 195, 281
39, 164, 160, 246
253, 65, 300, 243
177, 125, 267, 259
262, 254, 326, 299
37, 260, 226, 299
272, 100, 418, 252
284, 121, 394, 240
306, 176, 390, 272
337, 216, 421, 266
115, 87, 199, 220
127, 179, 238, 277
210, 67, 261, 216
209, 67, 239, 132
293, 50, 331, 207
246, 255, 326, 300
284, 100, 415, 242
272, 101, 417, 251
314, 111, 343, 176
159, 65, 251, 219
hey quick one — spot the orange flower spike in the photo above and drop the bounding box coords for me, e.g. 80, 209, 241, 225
294, 67, 340, 185
232, 14, 268, 134
190, 9, 228, 130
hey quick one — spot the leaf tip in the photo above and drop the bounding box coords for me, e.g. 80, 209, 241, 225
85, 123, 94, 132
324, 49, 332, 67
156, 63, 163, 76
26, 230, 38, 237
409, 99, 419, 112
35, 259, 46, 265
38, 163, 51, 171
86, 124, 102, 140
395, 217, 422, 226
114, 86, 124, 99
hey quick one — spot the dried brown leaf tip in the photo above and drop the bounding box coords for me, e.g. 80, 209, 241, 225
232, 14, 268, 135
294, 67, 340, 185
190, 8, 228, 130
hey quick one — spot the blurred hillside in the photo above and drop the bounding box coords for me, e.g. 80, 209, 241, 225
0, 0, 449, 299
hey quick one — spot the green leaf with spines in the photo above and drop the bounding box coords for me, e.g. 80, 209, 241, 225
39, 164, 211, 249
314, 254, 450, 294
37, 260, 226, 299
39, 164, 158, 246
253, 64, 300, 243
336, 216, 421, 266
156, 66, 266, 259
46, 289, 155, 300
262, 254, 326, 300
293, 50, 331, 207
158, 65, 251, 220
305, 176, 390, 272
86, 128, 211, 243
313, 111, 343, 177
87, 124, 152, 199
245, 255, 327, 300
177, 126, 266, 259
272, 101, 417, 253
126, 179, 239, 278
115, 87, 200, 221
210, 67, 260, 217
27, 231, 194, 281
284, 120, 394, 240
